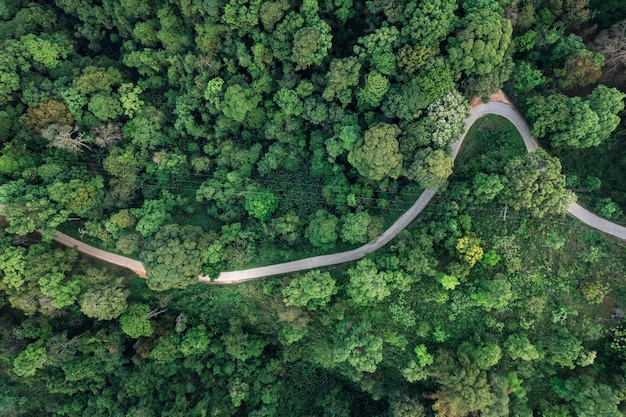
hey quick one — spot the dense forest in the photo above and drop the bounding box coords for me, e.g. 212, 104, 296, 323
2, 0, 626, 415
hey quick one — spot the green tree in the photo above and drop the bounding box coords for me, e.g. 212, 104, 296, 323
456, 236, 484, 267
120, 303, 154, 338
415, 89, 469, 149
21, 33, 71, 69
446, 10, 512, 76
221, 84, 262, 123
79, 285, 129, 320
429, 349, 495, 416
356, 70, 389, 109
39, 272, 82, 309
141, 224, 209, 291
245, 188, 279, 221
473, 173, 506, 201
406, 148, 453, 188
340, 211, 371, 244
400, 0, 458, 48
333, 320, 384, 373
282, 270, 337, 310
348, 123, 402, 181
88, 93, 122, 121
305, 209, 339, 248
322, 57, 361, 107
504, 333, 539, 361
513, 61, 546, 92
345, 258, 390, 306
503, 149, 575, 217
527, 87, 625, 148
180, 325, 210, 356
75, 66, 122, 95
13, 340, 47, 377
273, 88, 303, 116
556, 49, 604, 89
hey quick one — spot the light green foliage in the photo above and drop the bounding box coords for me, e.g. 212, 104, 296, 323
446, 10, 512, 76
245, 188, 279, 221
222, 0, 261, 35
259, 0, 288, 31
79, 285, 129, 320
504, 333, 539, 361
503, 149, 575, 217
527, 86, 625, 148
13, 341, 47, 377
333, 320, 384, 373
118, 83, 143, 118
513, 61, 546, 92
0, 244, 26, 289
346, 258, 390, 306
356, 70, 389, 109
406, 147, 453, 188
79, 268, 129, 321
414, 344, 434, 367
328, 0, 353, 23
131, 193, 175, 237
353, 25, 398, 75
305, 209, 338, 247
39, 272, 82, 308
88, 93, 122, 121
21, 33, 71, 69
416, 89, 469, 149
180, 325, 210, 356
47, 178, 103, 217
480, 249, 501, 267
459, 341, 502, 370
401, 0, 458, 48
397, 44, 437, 75
595, 198, 623, 220
120, 303, 154, 338
323, 57, 361, 107
413, 58, 455, 104
436, 272, 460, 290
514, 30, 537, 52
141, 224, 208, 291
222, 84, 261, 122
282, 270, 336, 310
348, 123, 402, 181
586, 84, 626, 141
473, 173, 506, 201
270, 211, 302, 244
340, 211, 371, 244
471, 277, 512, 311
456, 236, 484, 267
273, 88, 303, 116
204, 77, 224, 108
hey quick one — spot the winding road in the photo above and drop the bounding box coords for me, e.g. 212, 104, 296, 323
1, 97, 625, 284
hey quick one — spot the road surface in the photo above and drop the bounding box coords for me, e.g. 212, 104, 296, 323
1, 97, 625, 284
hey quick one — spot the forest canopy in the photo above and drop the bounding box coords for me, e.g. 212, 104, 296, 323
1, 0, 626, 416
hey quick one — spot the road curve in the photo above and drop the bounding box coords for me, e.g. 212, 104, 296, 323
1, 97, 625, 284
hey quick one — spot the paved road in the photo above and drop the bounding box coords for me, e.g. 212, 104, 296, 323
1, 98, 625, 284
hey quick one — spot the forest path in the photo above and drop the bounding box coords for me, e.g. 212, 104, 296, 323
1, 92, 625, 283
